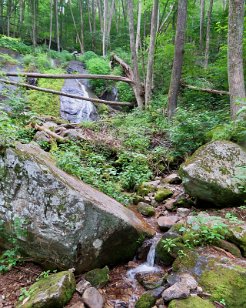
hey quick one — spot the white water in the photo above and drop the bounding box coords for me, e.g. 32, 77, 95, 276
126, 234, 162, 307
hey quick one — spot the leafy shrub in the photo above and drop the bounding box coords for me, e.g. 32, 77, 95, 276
0, 53, 18, 66
116, 82, 135, 102
86, 57, 110, 95
23, 53, 52, 71
79, 51, 98, 63
0, 35, 32, 54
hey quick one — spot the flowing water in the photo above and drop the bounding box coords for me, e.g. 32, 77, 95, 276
126, 234, 163, 307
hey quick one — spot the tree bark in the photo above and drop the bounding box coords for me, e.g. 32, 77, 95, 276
127, 0, 144, 109
228, 0, 245, 119
145, 0, 159, 106
48, 0, 53, 50
204, 0, 213, 68
199, 0, 205, 50
136, 0, 142, 54
102, 0, 108, 56
167, 0, 188, 119
55, 0, 60, 51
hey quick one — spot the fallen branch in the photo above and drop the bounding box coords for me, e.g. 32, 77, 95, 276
32, 123, 66, 142
4, 72, 135, 84
181, 82, 230, 95
0, 78, 134, 106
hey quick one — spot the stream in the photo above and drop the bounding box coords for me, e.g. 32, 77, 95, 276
60, 61, 99, 123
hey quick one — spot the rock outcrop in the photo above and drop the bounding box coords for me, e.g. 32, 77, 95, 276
180, 140, 246, 207
0, 143, 152, 273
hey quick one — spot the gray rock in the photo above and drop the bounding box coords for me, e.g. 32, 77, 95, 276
137, 202, 155, 217
0, 143, 152, 272
82, 287, 104, 308
76, 278, 91, 295
157, 216, 179, 231
136, 272, 165, 290
180, 140, 246, 207
34, 131, 50, 142
17, 271, 76, 308
163, 173, 181, 184
70, 302, 85, 308
147, 286, 167, 299
162, 282, 190, 302
176, 208, 191, 217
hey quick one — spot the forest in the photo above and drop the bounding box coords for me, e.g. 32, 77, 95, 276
0, 0, 246, 308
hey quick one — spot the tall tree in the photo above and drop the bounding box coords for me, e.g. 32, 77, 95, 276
199, 0, 205, 50
136, 0, 142, 54
204, 0, 213, 68
128, 0, 144, 109
228, 0, 245, 119
54, 0, 60, 51
145, 0, 159, 106
48, 0, 53, 50
167, 0, 188, 119
102, 0, 108, 56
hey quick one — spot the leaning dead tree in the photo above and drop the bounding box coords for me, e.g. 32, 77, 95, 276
0, 79, 134, 107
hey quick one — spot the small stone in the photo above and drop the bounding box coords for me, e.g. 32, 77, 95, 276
157, 216, 179, 231
164, 199, 176, 211
155, 189, 173, 203
163, 173, 182, 184
137, 202, 155, 217
176, 208, 191, 217
76, 278, 91, 295
82, 287, 104, 308
162, 282, 190, 302
84, 266, 109, 288
136, 272, 165, 290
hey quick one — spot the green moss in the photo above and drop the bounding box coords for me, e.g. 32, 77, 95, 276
137, 184, 157, 197
154, 189, 173, 203
199, 267, 246, 308
84, 266, 109, 288
17, 271, 76, 308
215, 239, 242, 257
156, 237, 185, 266
168, 296, 214, 308
172, 250, 198, 272
137, 204, 155, 217
135, 293, 156, 308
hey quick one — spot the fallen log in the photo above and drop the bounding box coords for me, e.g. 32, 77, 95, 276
181, 82, 230, 95
0, 78, 134, 106
32, 123, 66, 142
4, 72, 135, 84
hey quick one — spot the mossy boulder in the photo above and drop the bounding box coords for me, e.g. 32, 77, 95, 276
84, 266, 109, 288
168, 296, 214, 308
137, 203, 155, 217
173, 248, 246, 308
226, 224, 246, 257
135, 293, 156, 308
179, 140, 246, 207
17, 271, 76, 308
155, 189, 173, 203
137, 183, 157, 197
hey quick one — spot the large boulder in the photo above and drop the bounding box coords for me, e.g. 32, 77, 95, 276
0, 143, 152, 272
180, 140, 246, 207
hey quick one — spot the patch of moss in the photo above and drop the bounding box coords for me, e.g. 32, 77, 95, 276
137, 184, 157, 197
135, 293, 156, 308
154, 189, 173, 203
137, 204, 155, 217
84, 266, 109, 288
199, 267, 246, 308
168, 296, 214, 308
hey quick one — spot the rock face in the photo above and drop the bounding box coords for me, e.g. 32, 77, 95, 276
180, 140, 246, 207
17, 271, 76, 308
0, 143, 152, 272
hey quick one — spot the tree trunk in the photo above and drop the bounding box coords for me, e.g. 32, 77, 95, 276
79, 0, 84, 53
102, 0, 108, 56
136, 0, 142, 54
228, 0, 245, 119
55, 0, 60, 51
127, 0, 144, 109
199, 0, 205, 50
204, 0, 213, 68
48, 0, 53, 50
145, 0, 159, 106
167, 0, 188, 119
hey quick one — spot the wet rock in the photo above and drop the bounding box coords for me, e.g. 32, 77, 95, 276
17, 271, 76, 308
155, 189, 173, 203
82, 287, 104, 308
147, 286, 167, 299
135, 293, 156, 308
137, 239, 152, 261
163, 174, 181, 185
138, 202, 156, 217
157, 216, 179, 231
162, 282, 190, 302
114, 300, 128, 308
176, 208, 190, 218
76, 278, 91, 295
84, 266, 109, 288
0, 143, 152, 273
172, 248, 246, 308
168, 296, 214, 308
136, 272, 165, 290
180, 140, 246, 207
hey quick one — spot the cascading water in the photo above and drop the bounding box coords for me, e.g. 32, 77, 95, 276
126, 234, 162, 307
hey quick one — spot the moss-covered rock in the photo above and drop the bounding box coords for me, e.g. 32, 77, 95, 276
168, 296, 214, 308
17, 271, 76, 308
179, 140, 246, 207
137, 184, 157, 197
137, 203, 155, 217
226, 224, 246, 257
84, 266, 109, 288
173, 248, 246, 308
215, 239, 242, 257
154, 189, 173, 203
135, 293, 156, 308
